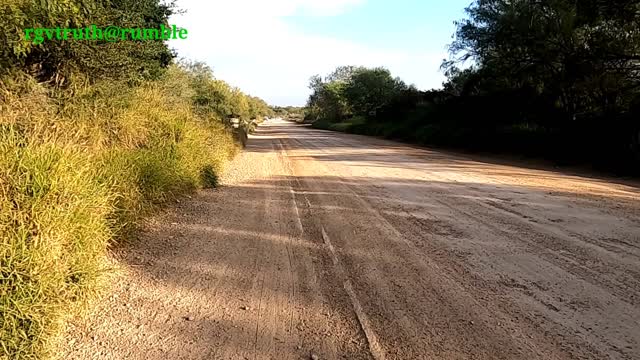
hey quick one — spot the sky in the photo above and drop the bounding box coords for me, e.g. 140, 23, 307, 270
169, 0, 471, 106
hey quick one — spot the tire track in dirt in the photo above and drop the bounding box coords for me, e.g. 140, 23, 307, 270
277, 138, 384, 360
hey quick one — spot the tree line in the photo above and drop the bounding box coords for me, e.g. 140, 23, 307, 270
307, 0, 640, 173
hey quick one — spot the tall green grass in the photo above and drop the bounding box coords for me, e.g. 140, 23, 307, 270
0, 65, 239, 359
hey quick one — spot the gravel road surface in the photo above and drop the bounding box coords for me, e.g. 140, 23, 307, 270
65, 119, 640, 359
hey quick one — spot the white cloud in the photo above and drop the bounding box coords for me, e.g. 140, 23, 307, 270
170, 0, 446, 106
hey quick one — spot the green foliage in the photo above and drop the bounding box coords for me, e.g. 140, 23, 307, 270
306, 66, 408, 122
344, 68, 407, 117
447, 0, 640, 122
247, 96, 273, 121
310, 2, 640, 173
183, 61, 272, 128
442, 0, 640, 169
0, 0, 175, 84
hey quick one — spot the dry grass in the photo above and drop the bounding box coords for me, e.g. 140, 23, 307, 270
0, 66, 239, 359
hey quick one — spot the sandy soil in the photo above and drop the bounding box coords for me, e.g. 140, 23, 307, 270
64, 119, 640, 359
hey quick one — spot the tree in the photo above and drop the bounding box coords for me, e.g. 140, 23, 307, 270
344, 67, 407, 117
306, 73, 350, 122
447, 0, 640, 122
305, 66, 407, 121
1, 0, 176, 84
180, 60, 271, 126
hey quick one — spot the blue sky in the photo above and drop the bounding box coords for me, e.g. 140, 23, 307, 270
170, 0, 471, 106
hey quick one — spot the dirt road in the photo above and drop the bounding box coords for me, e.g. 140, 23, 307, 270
65, 119, 640, 359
